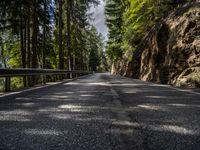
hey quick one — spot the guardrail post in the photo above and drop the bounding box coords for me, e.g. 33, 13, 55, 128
5, 77, 11, 92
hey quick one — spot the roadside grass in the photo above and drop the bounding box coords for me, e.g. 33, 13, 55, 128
0, 77, 23, 92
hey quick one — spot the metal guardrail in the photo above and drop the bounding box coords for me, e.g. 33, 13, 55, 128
0, 68, 92, 91
0, 68, 92, 77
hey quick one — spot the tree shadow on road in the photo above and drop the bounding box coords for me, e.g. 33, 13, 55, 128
0, 75, 200, 150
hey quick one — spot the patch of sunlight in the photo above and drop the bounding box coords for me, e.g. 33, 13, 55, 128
146, 96, 165, 99
59, 105, 82, 109
24, 129, 63, 136
19, 103, 35, 107
0, 110, 33, 116
0, 110, 32, 122
168, 104, 200, 108
88, 82, 109, 86
58, 104, 86, 112
123, 91, 137, 94
0, 115, 31, 122
58, 104, 123, 113
63, 82, 84, 85
51, 114, 77, 120
169, 104, 188, 107
80, 94, 94, 97
149, 84, 170, 87
112, 83, 146, 86
36, 97, 58, 100
52, 95, 69, 99
150, 125, 197, 135
112, 121, 140, 127
36, 97, 56, 101
64, 92, 74, 94
15, 97, 32, 100
37, 107, 63, 112
138, 104, 166, 111
70, 109, 88, 112
59, 105, 89, 112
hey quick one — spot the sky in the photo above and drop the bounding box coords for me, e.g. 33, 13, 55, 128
89, 0, 108, 41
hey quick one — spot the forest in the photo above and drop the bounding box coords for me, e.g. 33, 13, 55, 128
0, 0, 199, 90
0, 0, 107, 90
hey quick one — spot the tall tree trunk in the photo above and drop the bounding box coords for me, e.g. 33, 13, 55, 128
27, 7, 31, 69
58, 0, 63, 70
27, 7, 31, 86
24, 18, 27, 86
67, 0, 72, 73
42, 0, 47, 84
71, 0, 77, 70
24, 18, 27, 64
43, 0, 46, 69
31, 0, 38, 86
20, 6, 27, 86
32, 0, 38, 69
20, 7, 26, 69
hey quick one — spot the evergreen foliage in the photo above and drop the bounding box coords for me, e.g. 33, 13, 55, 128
105, 0, 125, 61
0, 0, 106, 88
105, 0, 194, 63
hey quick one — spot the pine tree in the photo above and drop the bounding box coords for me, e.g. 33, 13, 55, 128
58, 0, 63, 70
105, 0, 125, 61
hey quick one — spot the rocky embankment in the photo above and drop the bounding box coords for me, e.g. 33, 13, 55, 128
113, 2, 200, 88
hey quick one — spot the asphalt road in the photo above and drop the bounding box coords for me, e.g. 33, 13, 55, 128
0, 73, 200, 150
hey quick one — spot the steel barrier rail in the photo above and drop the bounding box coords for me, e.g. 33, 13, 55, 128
0, 68, 92, 77
0, 68, 92, 91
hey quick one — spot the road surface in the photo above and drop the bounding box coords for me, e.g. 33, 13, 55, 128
0, 73, 200, 150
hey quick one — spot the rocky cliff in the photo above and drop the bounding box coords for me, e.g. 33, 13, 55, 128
114, 2, 200, 88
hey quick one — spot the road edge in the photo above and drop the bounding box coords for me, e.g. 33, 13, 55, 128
113, 74, 200, 96
0, 73, 94, 99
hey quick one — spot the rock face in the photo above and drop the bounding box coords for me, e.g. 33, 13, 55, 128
117, 2, 200, 88
111, 50, 134, 76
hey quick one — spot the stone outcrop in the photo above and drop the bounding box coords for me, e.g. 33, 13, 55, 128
116, 2, 200, 88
